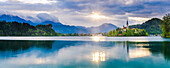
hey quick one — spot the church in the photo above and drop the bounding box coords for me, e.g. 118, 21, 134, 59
123, 20, 129, 31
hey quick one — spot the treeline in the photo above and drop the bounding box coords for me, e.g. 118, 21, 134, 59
0, 21, 63, 36
129, 18, 162, 35
162, 14, 170, 38
0, 21, 94, 36
108, 28, 148, 36
64, 33, 90, 36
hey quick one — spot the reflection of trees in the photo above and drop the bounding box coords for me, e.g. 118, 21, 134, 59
142, 42, 162, 54
0, 40, 54, 51
127, 42, 170, 61
139, 42, 170, 61
162, 42, 170, 61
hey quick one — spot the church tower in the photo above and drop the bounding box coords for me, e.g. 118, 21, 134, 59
126, 20, 129, 29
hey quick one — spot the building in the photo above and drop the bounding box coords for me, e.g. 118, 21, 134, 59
123, 20, 129, 31
123, 25, 126, 31
126, 20, 129, 29
47, 23, 53, 29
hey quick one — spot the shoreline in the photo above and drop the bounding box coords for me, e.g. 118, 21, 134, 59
0, 36, 169, 42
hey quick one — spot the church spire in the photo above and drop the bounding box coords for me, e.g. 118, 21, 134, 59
127, 19, 128, 25
126, 19, 129, 29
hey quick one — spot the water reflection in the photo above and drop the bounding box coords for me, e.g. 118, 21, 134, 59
0, 40, 54, 51
91, 36, 106, 42
129, 42, 170, 61
129, 48, 151, 58
123, 42, 151, 58
0, 41, 170, 68
92, 52, 105, 62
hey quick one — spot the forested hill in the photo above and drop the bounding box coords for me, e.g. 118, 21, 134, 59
0, 14, 118, 34
0, 21, 62, 36
129, 18, 162, 35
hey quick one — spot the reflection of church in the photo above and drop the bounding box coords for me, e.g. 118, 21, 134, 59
123, 41, 151, 59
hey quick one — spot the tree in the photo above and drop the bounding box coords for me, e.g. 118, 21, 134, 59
107, 28, 148, 36
112, 30, 116, 36
162, 13, 170, 38
0, 21, 63, 36
108, 31, 113, 36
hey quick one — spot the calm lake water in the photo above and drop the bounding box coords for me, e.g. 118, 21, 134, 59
0, 37, 170, 68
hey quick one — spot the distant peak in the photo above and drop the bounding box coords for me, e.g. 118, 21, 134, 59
1, 14, 17, 17
101, 23, 116, 26
150, 18, 161, 20
1, 14, 12, 17
102, 23, 112, 25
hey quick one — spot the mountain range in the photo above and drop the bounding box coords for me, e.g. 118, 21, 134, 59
0, 14, 35, 26
0, 14, 118, 34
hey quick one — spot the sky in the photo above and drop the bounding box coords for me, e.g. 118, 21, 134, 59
0, 0, 169, 27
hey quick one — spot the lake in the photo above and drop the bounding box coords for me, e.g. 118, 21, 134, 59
0, 36, 170, 68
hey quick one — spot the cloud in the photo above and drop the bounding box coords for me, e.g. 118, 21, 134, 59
1, 0, 57, 4
0, 0, 7, 2
18, 0, 57, 4
0, 0, 169, 27
37, 13, 59, 22
128, 17, 151, 22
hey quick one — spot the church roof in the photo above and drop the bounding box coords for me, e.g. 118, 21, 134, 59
123, 27, 126, 29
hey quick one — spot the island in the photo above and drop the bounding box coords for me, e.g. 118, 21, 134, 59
107, 20, 148, 36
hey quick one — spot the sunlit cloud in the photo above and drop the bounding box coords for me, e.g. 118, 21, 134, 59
0, 0, 7, 2
12, 10, 51, 15
17, 0, 57, 4
86, 12, 111, 20
0, 0, 169, 27
124, 0, 134, 5
128, 17, 151, 22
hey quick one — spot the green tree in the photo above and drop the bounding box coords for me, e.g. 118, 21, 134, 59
112, 30, 116, 36
162, 14, 170, 38
107, 28, 148, 36
0, 21, 64, 36
108, 31, 113, 36
129, 18, 162, 35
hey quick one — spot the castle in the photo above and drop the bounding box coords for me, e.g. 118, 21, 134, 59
47, 23, 53, 29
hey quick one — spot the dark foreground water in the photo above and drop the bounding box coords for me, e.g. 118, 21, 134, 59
0, 40, 170, 68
